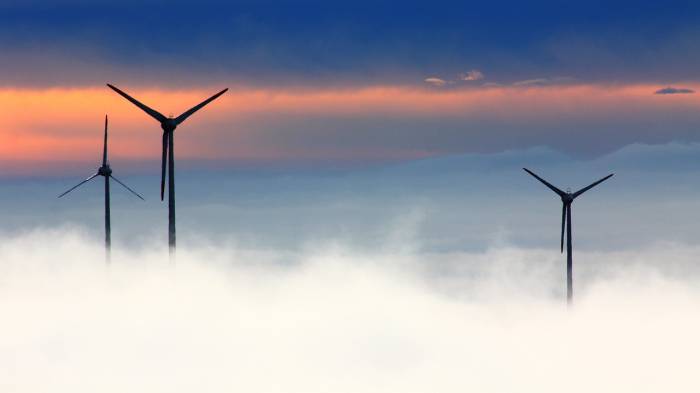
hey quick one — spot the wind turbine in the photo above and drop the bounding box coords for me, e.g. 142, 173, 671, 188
58, 115, 145, 262
106, 84, 228, 255
523, 168, 613, 305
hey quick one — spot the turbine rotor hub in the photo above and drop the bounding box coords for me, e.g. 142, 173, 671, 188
161, 119, 177, 132
98, 166, 112, 176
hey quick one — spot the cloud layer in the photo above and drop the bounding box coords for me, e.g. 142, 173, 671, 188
0, 230, 698, 392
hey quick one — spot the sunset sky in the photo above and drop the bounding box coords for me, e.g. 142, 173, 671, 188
2, 1, 700, 173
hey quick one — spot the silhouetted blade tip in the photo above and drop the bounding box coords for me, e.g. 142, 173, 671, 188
57, 173, 99, 198
110, 175, 145, 200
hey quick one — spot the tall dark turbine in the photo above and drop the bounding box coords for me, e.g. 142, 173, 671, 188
523, 168, 613, 305
106, 84, 228, 255
58, 115, 145, 262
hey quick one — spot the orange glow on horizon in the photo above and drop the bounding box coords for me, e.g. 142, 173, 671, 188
0, 83, 698, 169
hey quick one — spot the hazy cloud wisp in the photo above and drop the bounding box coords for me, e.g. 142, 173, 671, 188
654, 86, 695, 95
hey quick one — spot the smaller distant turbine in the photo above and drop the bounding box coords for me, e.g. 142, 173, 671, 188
58, 115, 144, 263
523, 168, 613, 305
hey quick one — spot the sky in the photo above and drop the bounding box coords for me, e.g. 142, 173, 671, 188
2, 0, 700, 170
3, 2, 700, 391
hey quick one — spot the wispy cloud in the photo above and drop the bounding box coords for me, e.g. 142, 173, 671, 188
424, 77, 447, 87
424, 70, 484, 87
513, 78, 549, 86
654, 87, 695, 95
513, 76, 575, 86
459, 70, 484, 81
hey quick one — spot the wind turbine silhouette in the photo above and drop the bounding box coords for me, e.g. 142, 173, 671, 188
523, 168, 613, 305
58, 115, 144, 263
106, 84, 228, 255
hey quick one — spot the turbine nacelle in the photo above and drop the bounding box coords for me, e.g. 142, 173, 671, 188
561, 193, 574, 204
161, 118, 177, 132
97, 166, 112, 177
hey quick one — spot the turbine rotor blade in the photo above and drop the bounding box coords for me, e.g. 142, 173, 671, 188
110, 175, 145, 201
561, 203, 566, 253
572, 173, 614, 199
103, 115, 108, 166
58, 173, 99, 198
523, 168, 566, 196
106, 84, 167, 123
161, 131, 168, 201
174, 88, 228, 125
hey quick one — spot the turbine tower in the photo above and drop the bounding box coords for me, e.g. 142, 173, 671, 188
58, 115, 145, 263
107, 84, 227, 255
523, 168, 613, 305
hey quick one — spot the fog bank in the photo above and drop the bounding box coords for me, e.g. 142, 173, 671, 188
1, 230, 698, 392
